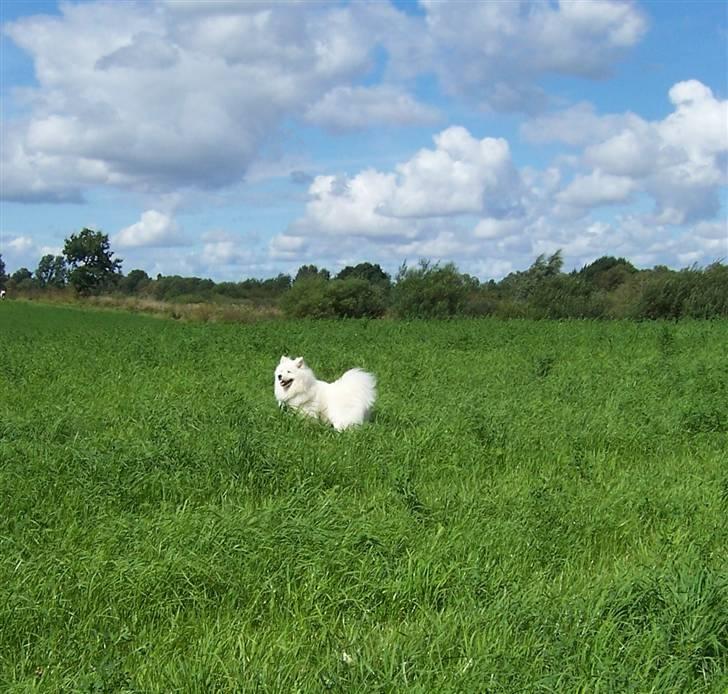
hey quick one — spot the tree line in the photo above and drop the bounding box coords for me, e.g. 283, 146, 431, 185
1, 227, 726, 319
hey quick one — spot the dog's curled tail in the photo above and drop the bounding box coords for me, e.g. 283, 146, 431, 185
340, 368, 377, 409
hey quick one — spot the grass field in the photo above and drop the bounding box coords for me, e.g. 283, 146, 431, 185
1, 301, 726, 692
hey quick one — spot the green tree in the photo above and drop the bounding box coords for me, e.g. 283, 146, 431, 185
499, 250, 564, 300
119, 269, 151, 295
11, 267, 33, 283
392, 260, 469, 318
280, 276, 333, 318
8, 267, 35, 291
294, 264, 330, 283
149, 275, 214, 302
335, 262, 390, 286
63, 228, 122, 295
0, 254, 7, 289
579, 256, 637, 291
327, 278, 387, 318
635, 263, 728, 319
35, 254, 68, 288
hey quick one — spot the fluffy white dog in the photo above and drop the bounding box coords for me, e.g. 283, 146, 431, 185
274, 356, 376, 430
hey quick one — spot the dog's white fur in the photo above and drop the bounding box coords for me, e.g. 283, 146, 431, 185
274, 356, 376, 431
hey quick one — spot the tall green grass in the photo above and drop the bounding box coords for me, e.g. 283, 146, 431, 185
1, 302, 726, 691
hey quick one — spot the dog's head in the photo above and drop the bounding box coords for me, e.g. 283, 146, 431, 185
274, 356, 312, 402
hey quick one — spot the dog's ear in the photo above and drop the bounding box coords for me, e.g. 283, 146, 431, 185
294, 357, 305, 368
279, 355, 287, 364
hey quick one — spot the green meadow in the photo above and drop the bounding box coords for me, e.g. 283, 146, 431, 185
1, 301, 726, 692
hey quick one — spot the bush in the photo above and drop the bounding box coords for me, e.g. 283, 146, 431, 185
392, 261, 469, 318
635, 273, 689, 319
279, 277, 334, 318
683, 263, 728, 318
529, 275, 606, 319
148, 276, 216, 302
280, 277, 386, 318
119, 269, 151, 295
327, 278, 387, 318
579, 256, 637, 291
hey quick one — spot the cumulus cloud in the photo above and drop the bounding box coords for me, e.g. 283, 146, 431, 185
95, 32, 179, 71
6, 236, 35, 254
279, 81, 726, 277
300, 169, 407, 239
272, 125, 535, 273
200, 230, 254, 267
0, 235, 59, 272
1, 0, 651, 204
269, 234, 309, 260
527, 80, 728, 225
420, 0, 647, 111
557, 171, 636, 209
3, 2, 723, 280
305, 85, 440, 131
521, 102, 643, 147
115, 210, 184, 248
290, 126, 524, 245
473, 218, 524, 240
1, 1, 414, 201
583, 126, 659, 177
384, 127, 522, 218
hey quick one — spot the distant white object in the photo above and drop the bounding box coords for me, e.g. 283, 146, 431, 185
274, 356, 376, 431
0, 289, 5, 300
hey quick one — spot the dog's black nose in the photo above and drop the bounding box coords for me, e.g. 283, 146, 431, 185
277, 374, 282, 380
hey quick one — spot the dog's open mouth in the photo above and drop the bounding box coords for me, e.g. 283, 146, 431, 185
280, 378, 293, 390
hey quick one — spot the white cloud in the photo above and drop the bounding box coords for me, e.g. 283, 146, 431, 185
530, 80, 728, 224
1, 1, 405, 201
95, 32, 179, 71
277, 125, 536, 275
269, 234, 309, 260
291, 126, 523, 245
300, 169, 408, 239
390, 230, 478, 261
557, 171, 636, 208
6, 236, 35, 254
200, 230, 253, 267
419, 0, 647, 111
522, 102, 644, 147
1, 0, 650, 205
384, 127, 521, 218
304, 85, 440, 131
280, 80, 726, 278
2, 2, 723, 281
1, 235, 53, 272
583, 125, 658, 177
115, 210, 183, 248
473, 218, 524, 240
691, 220, 728, 242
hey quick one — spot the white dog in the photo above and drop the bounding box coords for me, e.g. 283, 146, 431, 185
274, 356, 376, 431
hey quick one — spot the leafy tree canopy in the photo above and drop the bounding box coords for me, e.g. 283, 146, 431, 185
294, 265, 330, 283
336, 262, 391, 286
119, 269, 151, 295
63, 228, 122, 295
11, 267, 33, 283
36, 254, 68, 288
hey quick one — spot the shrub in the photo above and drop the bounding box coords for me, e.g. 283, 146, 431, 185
628, 264, 727, 320
392, 261, 469, 318
683, 263, 728, 318
280, 277, 386, 318
279, 277, 334, 318
529, 275, 606, 319
327, 278, 387, 318
119, 269, 151, 295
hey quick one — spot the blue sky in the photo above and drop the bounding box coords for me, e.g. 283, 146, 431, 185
1, 0, 726, 281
